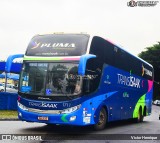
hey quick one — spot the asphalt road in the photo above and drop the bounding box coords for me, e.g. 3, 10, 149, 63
0, 105, 160, 143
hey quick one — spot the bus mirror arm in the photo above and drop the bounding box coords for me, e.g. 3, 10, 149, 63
78, 54, 96, 76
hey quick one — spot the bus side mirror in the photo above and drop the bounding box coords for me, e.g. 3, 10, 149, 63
78, 54, 96, 76
5, 54, 24, 73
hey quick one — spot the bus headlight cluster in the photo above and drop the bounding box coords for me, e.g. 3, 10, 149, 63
60, 104, 81, 114
70, 116, 76, 121
18, 102, 28, 111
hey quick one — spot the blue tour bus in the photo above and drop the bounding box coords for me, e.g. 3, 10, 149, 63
17, 33, 154, 130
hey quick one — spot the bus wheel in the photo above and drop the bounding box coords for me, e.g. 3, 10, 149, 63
94, 107, 107, 130
136, 108, 144, 123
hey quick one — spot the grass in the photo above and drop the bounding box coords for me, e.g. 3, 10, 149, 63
0, 110, 18, 119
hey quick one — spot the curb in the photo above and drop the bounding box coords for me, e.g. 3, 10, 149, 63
0, 118, 19, 121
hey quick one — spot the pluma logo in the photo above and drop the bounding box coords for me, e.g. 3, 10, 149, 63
31, 41, 40, 49
31, 42, 76, 49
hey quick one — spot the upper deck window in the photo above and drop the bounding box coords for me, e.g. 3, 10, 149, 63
25, 34, 89, 57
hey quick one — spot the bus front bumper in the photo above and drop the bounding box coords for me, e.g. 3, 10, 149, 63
17, 107, 94, 126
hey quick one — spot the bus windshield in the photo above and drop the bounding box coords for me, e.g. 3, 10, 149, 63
19, 62, 82, 96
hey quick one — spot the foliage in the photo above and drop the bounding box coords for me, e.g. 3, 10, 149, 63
138, 42, 160, 69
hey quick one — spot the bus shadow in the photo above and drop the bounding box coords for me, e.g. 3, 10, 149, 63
21, 119, 150, 134
21, 123, 93, 134
19, 120, 151, 140
105, 119, 149, 130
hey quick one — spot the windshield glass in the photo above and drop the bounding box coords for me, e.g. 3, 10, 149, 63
19, 62, 82, 96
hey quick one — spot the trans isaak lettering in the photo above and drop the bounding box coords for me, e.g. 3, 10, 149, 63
117, 74, 141, 88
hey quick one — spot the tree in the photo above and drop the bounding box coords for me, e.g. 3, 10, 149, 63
138, 42, 160, 100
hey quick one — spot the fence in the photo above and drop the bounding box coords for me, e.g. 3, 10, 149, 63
0, 92, 18, 110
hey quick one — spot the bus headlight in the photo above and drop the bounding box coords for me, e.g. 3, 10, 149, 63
18, 102, 28, 111
70, 116, 76, 121
60, 104, 81, 114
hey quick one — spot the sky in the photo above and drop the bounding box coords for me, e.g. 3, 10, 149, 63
0, 0, 160, 60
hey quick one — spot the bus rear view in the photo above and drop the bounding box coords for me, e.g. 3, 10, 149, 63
18, 33, 153, 130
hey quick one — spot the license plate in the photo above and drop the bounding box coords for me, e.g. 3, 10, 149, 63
38, 116, 48, 121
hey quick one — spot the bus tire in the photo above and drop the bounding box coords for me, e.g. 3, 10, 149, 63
136, 107, 144, 123
94, 107, 107, 130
